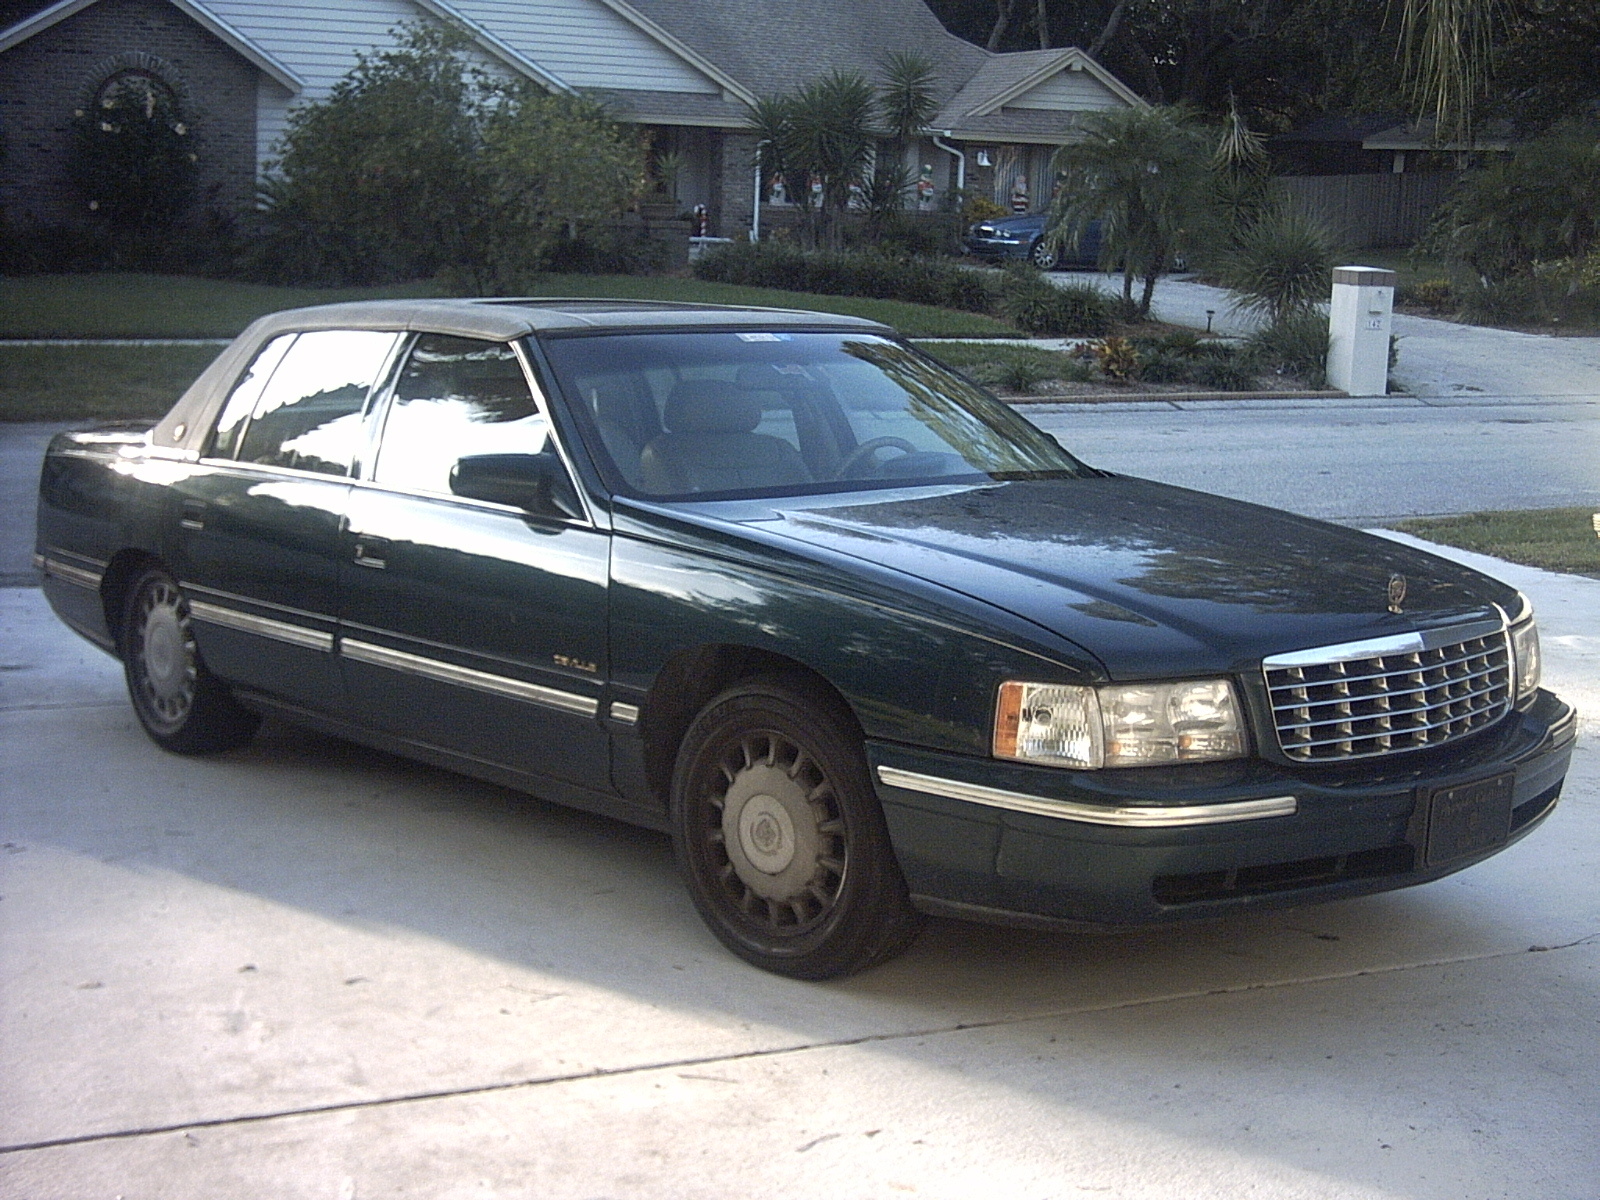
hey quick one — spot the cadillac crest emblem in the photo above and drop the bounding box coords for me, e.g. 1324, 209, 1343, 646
1387, 573, 1408, 614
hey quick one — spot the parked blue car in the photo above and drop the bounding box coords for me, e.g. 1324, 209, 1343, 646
964, 212, 1102, 270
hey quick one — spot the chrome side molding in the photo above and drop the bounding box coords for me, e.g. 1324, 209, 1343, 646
339, 638, 599, 717
187, 601, 335, 653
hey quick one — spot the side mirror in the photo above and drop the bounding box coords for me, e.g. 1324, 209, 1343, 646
449, 452, 582, 519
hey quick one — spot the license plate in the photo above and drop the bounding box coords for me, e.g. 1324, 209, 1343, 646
1424, 772, 1515, 866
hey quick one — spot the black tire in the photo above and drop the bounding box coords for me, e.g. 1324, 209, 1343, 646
1028, 239, 1058, 270
671, 676, 925, 979
121, 567, 260, 754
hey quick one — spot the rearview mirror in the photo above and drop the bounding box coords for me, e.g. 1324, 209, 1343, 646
449, 452, 582, 519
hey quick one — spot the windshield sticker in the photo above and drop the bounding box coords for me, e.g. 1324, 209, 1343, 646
736, 332, 791, 342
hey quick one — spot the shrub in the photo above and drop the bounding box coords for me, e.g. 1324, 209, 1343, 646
1190, 356, 1260, 391
997, 266, 1112, 336
1126, 333, 1257, 390
1456, 273, 1600, 327
1247, 311, 1330, 387
1426, 119, 1600, 284
1135, 348, 1191, 384
693, 241, 995, 313
1090, 336, 1140, 380
1397, 278, 1455, 313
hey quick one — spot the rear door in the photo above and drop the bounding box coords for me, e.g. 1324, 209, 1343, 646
337, 334, 614, 790
173, 328, 401, 713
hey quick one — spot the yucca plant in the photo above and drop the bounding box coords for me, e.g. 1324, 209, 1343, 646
1214, 203, 1341, 325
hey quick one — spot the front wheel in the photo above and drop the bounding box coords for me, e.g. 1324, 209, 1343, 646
1028, 239, 1058, 270
122, 567, 260, 754
671, 676, 924, 979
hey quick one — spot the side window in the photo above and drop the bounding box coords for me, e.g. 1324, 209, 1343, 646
224, 330, 398, 476
209, 334, 294, 461
372, 335, 559, 496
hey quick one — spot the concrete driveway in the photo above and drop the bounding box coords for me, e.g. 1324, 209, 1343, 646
3, 541, 1597, 1195
1049, 270, 1600, 400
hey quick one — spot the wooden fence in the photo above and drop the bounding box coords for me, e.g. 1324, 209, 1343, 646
1279, 172, 1458, 249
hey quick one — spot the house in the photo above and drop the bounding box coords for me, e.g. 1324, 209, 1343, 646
0, 0, 1142, 237
1272, 113, 1514, 176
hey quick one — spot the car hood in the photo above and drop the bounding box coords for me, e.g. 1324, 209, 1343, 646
739, 477, 1518, 679
973, 214, 1043, 233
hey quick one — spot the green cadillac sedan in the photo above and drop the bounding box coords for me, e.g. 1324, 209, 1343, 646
35, 299, 1575, 978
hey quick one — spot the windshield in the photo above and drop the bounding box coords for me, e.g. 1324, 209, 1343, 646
540, 331, 1086, 500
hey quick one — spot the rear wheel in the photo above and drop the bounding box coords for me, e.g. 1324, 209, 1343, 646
1028, 239, 1058, 270
671, 676, 924, 979
122, 567, 259, 754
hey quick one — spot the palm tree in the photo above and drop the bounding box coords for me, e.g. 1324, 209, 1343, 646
1396, 0, 1501, 146
747, 72, 876, 249
867, 51, 938, 230
1046, 105, 1213, 319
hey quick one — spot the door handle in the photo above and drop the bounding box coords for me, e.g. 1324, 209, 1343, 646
179, 499, 206, 531
352, 539, 388, 569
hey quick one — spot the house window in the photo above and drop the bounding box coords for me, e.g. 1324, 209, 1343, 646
93, 69, 179, 124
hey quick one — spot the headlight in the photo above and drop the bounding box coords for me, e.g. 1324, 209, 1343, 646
1510, 617, 1541, 702
994, 679, 1246, 769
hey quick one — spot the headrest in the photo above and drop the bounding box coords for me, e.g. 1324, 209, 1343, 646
664, 380, 761, 434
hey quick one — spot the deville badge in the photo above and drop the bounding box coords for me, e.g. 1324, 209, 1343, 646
1387, 573, 1408, 614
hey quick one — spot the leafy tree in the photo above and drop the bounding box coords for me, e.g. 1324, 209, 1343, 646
1426, 118, 1600, 282
254, 22, 642, 287
1045, 105, 1215, 317
1493, 0, 1600, 134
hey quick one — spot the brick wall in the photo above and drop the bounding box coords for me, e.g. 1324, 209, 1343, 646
0, 0, 259, 228
711, 131, 757, 241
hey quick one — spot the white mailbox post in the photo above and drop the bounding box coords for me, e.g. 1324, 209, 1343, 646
1326, 265, 1395, 396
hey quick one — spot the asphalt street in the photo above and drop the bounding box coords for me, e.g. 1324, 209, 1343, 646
1027, 393, 1600, 523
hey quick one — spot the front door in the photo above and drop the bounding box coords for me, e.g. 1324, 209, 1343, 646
337, 334, 613, 790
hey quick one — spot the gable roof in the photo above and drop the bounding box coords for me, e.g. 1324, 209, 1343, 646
621, 0, 1137, 142
0, 0, 304, 93
412, 0, 575, 93
951, 47, 1143, 117
621, 0, 988, 110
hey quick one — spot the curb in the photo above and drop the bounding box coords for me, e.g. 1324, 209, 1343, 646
1002, 388, 1349, 405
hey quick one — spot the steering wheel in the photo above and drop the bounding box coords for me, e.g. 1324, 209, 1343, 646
834, 436, 916, 478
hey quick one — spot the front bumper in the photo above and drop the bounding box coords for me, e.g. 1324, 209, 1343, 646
962, 235, 1030, 260
869, 689, 1576, 928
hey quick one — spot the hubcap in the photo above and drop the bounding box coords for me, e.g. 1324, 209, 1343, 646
134, 580, 196, 728
704, 731, 846, 933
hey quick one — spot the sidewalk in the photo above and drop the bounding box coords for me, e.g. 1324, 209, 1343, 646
1051, 270, 1600, 399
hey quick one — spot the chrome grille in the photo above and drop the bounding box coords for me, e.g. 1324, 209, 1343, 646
1263, 621, 1512, 762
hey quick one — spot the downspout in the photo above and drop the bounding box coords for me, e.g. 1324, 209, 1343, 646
751, 140, 766, 242
931, 133, 965, 196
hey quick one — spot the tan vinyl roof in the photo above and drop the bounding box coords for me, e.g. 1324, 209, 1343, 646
150, 298, 888, 455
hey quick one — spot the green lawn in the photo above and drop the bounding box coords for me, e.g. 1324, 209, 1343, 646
1395, 508, 1600, 579
0, 344, 220, 422
0, 272, 1013, 340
